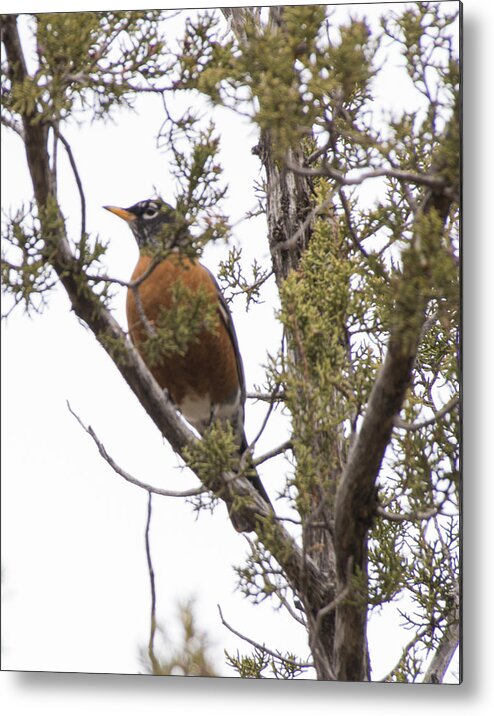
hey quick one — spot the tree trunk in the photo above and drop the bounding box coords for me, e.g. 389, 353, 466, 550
257, 127, 339, 682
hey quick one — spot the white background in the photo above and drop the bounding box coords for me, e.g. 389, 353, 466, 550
1, 0, 491, 713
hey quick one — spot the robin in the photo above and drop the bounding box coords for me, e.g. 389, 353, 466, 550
104, 198, 271, 528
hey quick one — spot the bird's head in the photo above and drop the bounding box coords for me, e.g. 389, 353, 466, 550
104, 198, 187, 251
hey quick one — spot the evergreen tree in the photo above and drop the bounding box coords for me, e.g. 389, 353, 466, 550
1, 4, 460, 682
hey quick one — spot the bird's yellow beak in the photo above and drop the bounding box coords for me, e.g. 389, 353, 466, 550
104, 206, 137, 223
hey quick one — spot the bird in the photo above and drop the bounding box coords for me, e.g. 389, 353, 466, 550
104, 198, 271, 529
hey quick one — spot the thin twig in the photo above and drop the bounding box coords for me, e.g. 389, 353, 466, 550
393, 395, 459, 432
131, 285, 156, 337
86, 272, 131, 288
248, 384, 281, 451
376, 505, 438, 523
338, 186, 375, 266
308, 564, 353, 682
314, 584, 351, 636
86, 253, 166, 294
305, 137, 332, 165
286, 160, 449, 190
53, 127, 86, 240
67, 401, 206, 498
246, 390, 286, 402
422, 584, 460, 683
227, 268, 274, 304
128, 254, 166, 289
254, 439, 292, 466
145, 491, 161, 674
277, 592, 307, 627
217, 605, 314, 670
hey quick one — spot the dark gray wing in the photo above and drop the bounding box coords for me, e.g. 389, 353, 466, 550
205, 267, 246, 406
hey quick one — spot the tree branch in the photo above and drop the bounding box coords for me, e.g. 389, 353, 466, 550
254, 440, 292, 467
376, 505, 438, 523
67, 401, 206, 498
52, 127, 86, 240
333, 115, 458, 680
217, 604, 314, 671
393, 395, 459, 432
422, 585, 460, 683
286, 159, 451, 192
246, 390, 286, 402
145, 492, 161, 674
247, 384, 282, 452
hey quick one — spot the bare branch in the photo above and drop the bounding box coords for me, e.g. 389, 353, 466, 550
315, 585, 351, 626
52, 127, 86, 240
86, 255, 165, 293
376, 505, 438, 523
422, 585, 460, 684
86, 272, 132, 288
217, 604, 314, 671
131, 284, 157, 337
254, 440, 292, 467
67, 401, 205, 498
276, 591, 307, 627
337, 185, 373, 264
145, 492, 161, 674
286, 159, 450, 191
246, 390, 286, 402
247, 384, 282, 452
128, 254, 166, 289
307, 563, 353, 683
226, 268, 274, 304
394, 395, 459, 432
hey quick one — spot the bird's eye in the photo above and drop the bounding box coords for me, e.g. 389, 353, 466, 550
143, 207, 158, 219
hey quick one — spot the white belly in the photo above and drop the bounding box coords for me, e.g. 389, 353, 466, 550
178, 389, 243, 438
179, 392, 212, 434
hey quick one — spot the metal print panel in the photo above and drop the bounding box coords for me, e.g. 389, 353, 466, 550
1, 1, 461, 684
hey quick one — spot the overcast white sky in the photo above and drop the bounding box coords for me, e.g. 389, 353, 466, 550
1, 0, 492, 714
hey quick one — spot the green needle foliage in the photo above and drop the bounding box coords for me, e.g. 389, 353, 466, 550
139, 282, 220, 364
280, 188, 356, 516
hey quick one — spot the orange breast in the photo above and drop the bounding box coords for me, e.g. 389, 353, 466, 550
126, 254, 240, 407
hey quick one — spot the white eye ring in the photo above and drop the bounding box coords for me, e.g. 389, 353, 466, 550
143, 207, 158, 219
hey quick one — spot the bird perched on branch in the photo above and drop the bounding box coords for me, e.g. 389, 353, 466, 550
105, 198, 271, 529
